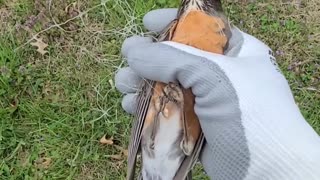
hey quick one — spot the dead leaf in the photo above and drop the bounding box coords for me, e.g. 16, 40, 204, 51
34, 157, 52, 169
114, 145, 128, 157
108, 154, 122, 160
122, 149, 128, 157
99, 135, 113, 145
30, 37, 48, 55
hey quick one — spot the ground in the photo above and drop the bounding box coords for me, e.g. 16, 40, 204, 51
0, 0, 319, 179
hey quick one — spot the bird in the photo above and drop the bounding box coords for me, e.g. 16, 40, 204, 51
127, 0, 231, 179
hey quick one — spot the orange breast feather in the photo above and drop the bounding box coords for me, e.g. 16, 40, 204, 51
172, 11, 228, 54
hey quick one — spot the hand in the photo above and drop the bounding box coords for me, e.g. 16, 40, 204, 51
116, 8, 320, 179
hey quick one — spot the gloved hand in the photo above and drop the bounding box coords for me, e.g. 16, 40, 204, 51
116, 8, 320, 180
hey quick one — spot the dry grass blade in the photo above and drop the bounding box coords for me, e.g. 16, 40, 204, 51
108, 154, 123, 160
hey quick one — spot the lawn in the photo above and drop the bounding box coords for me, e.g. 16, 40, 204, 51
0, 0, 319, 179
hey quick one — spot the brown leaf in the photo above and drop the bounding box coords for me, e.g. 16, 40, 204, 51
122, 149, 128, 157
114, 145, 128, 157
99, 135, 113, 145
34, 157, 52, 169
30, 37, 48, 55
108, 154, 122, 160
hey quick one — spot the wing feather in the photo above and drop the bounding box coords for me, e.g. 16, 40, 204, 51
127, 80, 155, 180
127, 20, 179, 180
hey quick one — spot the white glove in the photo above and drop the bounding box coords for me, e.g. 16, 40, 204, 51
116, 8, 320, 180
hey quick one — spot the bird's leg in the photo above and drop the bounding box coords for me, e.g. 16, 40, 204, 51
162, 83, 184, 117
162, 84, 201, 156
149, 91, 169, 150
162, 83, 195, 156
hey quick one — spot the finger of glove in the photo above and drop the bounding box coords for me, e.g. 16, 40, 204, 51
121, 36, 153, 58
199, 143, 218, 179
127, 42, 185, 83
115, 67, 142, 94
143, 8, 178, 33
127, 41, 227, 87
121, 93, 138, 115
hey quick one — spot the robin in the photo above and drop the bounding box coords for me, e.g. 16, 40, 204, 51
116, 6, 320, 180
126, 0, 231, 179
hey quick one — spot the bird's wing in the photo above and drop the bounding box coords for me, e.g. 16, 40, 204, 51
126, 18, 180, 180
126, 80, 155, 180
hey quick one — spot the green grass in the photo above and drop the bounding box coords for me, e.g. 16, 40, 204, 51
0, 0, 319, 179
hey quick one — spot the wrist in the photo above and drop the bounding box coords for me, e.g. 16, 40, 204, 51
244, 114, 320, 180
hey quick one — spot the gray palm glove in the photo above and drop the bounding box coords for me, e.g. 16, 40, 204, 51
116, 8, 320, 180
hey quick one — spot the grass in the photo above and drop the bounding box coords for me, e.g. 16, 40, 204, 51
0, 0, 319, 179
